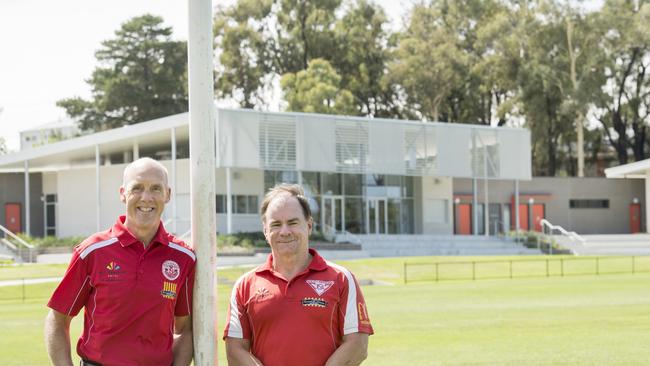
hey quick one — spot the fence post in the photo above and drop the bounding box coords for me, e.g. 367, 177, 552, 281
435, 263, 439, 282
472, 261, 476, 281
509, 260, 513, 279
546, 259, 549, 277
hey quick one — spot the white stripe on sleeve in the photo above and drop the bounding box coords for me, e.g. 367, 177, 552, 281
326, 261, 359, 334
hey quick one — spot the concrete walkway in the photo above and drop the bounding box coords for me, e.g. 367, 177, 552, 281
0, 250, 372, 287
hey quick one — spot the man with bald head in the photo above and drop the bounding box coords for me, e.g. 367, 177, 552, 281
224, 183, 373, 365
45, 157, 195, 366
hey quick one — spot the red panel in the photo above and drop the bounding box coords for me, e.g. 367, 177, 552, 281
4, 203, 21, 233
532, 204, 545, 232
518, 204, 529, 231
630, 203, 641, 233
456, 204, 472, 235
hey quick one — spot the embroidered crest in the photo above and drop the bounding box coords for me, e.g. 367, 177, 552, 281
162, 260, 180, 281
161, 281, 177, 299
106, 261, 121, 271
306, 280, 334, 296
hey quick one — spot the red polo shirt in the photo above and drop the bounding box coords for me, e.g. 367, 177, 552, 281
224, 249, 373, 366
48, 216, 196, 366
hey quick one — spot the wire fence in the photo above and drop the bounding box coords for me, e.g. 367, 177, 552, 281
404, 256, 650, 284
0, 279, 59, 303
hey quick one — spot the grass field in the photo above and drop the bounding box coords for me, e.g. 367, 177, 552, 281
2, 256, 650, 365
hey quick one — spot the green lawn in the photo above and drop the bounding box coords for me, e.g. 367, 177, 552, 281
2, 257, 650, 365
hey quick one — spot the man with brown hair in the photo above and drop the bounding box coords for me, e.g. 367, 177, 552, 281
224, 183, 373, 366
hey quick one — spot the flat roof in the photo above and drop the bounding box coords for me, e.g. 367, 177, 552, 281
604, 159, 650, 179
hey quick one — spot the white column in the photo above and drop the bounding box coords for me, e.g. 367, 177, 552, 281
188, 0, 217, 363
226, 167, 232, 234
171, 128, 177, 233
472, 178, 478, 235
483, 146, 489, 237
646, 171, 650, 233
24, 161, 30, 236
133, 141, 139, 160
514, 180, 520, 235
95, 145, 101, 231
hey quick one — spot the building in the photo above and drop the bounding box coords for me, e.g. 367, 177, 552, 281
0, 109, 533, 239
19, 117, 80, 150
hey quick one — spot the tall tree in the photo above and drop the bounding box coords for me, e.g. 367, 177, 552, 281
281, 58, 356, 114
58, 15, 188, 131
593, 0, 650, 164
213, 0, 402, 117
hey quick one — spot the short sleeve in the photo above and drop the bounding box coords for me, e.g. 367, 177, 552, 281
223, 276, 251, 340
174, 260, 196, 316
338, 272, 374, 336
47, 248, 92, 317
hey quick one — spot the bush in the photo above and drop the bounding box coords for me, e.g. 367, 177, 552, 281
14, 233, 85, 248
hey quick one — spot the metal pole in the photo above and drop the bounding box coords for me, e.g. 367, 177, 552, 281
514, 180, 520, 240
188, 0, 217, 363
483, 144, 489, 237
24, 161, 30, 236
226, 167, 232, 234
171, 128, 177, 234
95, 145, 101, 232
472, 178, 478, 235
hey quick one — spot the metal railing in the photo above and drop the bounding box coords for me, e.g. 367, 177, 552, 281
0, 224, 35, 262
540, 219, 585, 244
404, 255, 650, 284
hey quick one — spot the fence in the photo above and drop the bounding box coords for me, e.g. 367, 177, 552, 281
404, 256, 650, 284
0, 278, 60, 302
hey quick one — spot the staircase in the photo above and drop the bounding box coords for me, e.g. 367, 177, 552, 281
356, 234, 541, 257
0, 225, 36, 263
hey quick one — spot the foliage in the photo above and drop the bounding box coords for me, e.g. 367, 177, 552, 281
57, 15, 188, 132
281, 59, 356, 114
14, 234, 85, 248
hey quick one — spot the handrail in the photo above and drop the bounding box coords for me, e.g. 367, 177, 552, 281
0, 224, 34, 249
540, 219, 586, 244
0, 224, 35, 262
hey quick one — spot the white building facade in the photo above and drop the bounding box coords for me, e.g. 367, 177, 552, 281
0, 109, 531, 239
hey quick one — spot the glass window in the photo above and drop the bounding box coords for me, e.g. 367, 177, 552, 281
343, 174, 362, 196
46, 205, 56, 227
401, 199, 415, 234
322, 173, 341, 195
302, 172, 320, 196
569, 199, 609, 209
402, 176, 414, 197
344, 198, 364, 234
235, 195, 247, 214
248, 195, 259, 214
387, 199, 401, 234
216, 195, 226, 213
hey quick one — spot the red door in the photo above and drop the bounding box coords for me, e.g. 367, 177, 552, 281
532, 204, 545, 232
630, 203, 641, 233
455, 204, 472, 235
4, 203, 21, 233
518, 204, 529, 231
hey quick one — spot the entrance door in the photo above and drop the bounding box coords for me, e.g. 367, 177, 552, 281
4, 203, 21, 233
455, 203, 472, 235
630, 203, 641, 233
518, 204, 529, 231
532, 204, 545, 232
366, 198, 387, 234
322, 196, 344, 235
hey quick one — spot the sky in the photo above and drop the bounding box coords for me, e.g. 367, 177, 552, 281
0, 0, 599, 152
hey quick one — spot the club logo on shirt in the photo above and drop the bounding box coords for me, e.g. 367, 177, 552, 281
306, 280, 334, 296
106, 261, 121, 271
255, 287, 270, 300
302, 297, 328, 308
161, 281, 177, 300
162, 260, 180, 281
